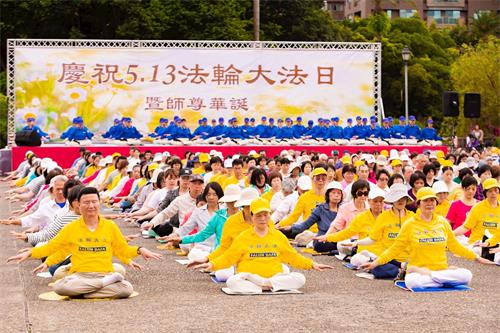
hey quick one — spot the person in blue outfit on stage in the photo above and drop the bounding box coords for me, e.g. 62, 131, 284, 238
362, 117, 369, 134
366, 117, 381, 138
240, 118, 251, 138
308, 118, 324, 139
304, 120, 314, 137
378, 118, 393, 139
318, 119, 330, 139
61, 117, 94, 141
115, 117, 142, 139
23, 113, 49, 139
392, 116, 407, 139
172, 118, 192, 139
192, 118, 212, 139
404, 115, 421, 140
292, 117, 306, 138
352, 116, 367, 139
224, 118, 246, 140
343, 118, 354, 139
149, 118, 168, 138
277, 118, 295, 140
420, 119, 442, 141
210, 117, 227, 138
102, 118, 122, 139
255, 116, 268, 138
262, 118, 279, 138
328, 117, 344, 139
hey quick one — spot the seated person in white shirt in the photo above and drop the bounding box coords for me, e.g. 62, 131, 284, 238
1, 175, 69, 227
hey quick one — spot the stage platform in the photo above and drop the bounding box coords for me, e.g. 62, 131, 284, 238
11, 144, 448, 169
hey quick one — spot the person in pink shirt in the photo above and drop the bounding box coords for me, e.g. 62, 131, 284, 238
446, 176, 477, 239
326, 179, 369, 233
111, 165, 142, 203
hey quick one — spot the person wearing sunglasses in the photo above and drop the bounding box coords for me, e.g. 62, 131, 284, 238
326, 179, 370, 236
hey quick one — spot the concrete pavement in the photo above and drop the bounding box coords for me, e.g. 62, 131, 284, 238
0, 183, 498, 333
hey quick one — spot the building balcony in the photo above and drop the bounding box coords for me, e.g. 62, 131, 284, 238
426, 0, 465, 8
427, 16, 465, 26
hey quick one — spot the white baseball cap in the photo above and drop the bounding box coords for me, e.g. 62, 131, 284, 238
326, 181, 342, 191
368, 187, 386, 200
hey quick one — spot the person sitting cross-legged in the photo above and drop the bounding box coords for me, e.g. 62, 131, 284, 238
7, 187, 161, 299
190, 197, 332, 293
362, 188, 494, 290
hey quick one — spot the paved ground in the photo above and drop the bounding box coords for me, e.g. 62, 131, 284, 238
0, 183, 498, 333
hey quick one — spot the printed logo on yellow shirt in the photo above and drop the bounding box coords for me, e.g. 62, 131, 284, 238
388, 232, 398, 239
250, 252, 278, 258
483, 222, 498, 228
78, 246, 107, 252
418, 237, 446, 243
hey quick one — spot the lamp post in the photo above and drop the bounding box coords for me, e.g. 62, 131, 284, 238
402, 46, 411, 122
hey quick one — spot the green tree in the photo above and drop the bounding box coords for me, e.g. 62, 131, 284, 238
450, 37, 500, 137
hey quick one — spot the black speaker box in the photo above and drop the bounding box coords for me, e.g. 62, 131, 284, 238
15, 130, 41, 146
464, 93, 480, 118
442, 91, 459, 117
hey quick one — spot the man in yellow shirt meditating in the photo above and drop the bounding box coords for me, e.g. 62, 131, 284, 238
192, 197, 332, 293
7, 187, 161, 299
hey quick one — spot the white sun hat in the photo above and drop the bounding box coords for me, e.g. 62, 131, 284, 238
235, 187, 260, 207
219, 184, 242, 203
297, 175, 312, 191
432, 180, 449, 194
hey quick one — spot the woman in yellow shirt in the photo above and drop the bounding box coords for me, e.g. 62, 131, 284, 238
334, 183, 414, 279
192, 198, 332, 293
363, 187, 494, 290
432, 181, 451, 217
454, 178, 500, 248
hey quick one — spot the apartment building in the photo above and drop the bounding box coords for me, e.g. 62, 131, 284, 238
326, 0, 499, 26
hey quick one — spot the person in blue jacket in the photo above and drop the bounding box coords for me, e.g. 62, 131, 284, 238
102, 118, 121, 138
224, 118, 246, 139
366, 117, 381, 138
362, 117, 369, 136
172, 118, 192, 139
378, 118, 393, 139
277, 118, 294, 140
404, 115, 421, 139
352, 116, 367, 139
343, 118, 354, 139
304, 120, 314, 137
420, 119, 442, 141
23, 114, 49, 139
240, 118, 251, 138
292, 117, 306, 138
61, 117, 94, 141
262, 118, 279, 138
210, 117, 227, 138
192, 118, 212, 139
255, 116, 268, 138
308, 118, 325, 138
116, 117, 142, 139
328, 117, 344, 139
392, 116, 407, 139
149, 118, 169, 138
244, 118, 257, 137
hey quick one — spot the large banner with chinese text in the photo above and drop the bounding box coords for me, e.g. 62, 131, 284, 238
14, 47, 376, 135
